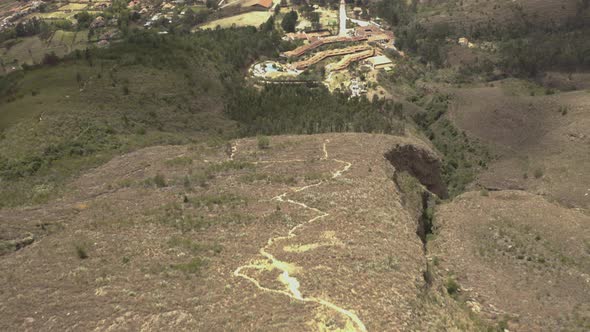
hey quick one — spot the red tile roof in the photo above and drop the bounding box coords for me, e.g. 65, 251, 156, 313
244, 0, 273, 8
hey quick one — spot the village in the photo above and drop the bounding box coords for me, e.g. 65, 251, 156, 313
248, 1, 399, 97
0, 0, 401, 97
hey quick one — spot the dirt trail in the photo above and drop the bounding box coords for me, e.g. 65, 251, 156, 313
232, 139, 365, 331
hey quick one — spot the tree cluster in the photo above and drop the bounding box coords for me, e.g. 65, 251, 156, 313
15, 17, 46, 37
281, 10, 299, 33
225, 85, 405, 136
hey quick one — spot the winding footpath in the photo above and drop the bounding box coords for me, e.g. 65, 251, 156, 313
232, 140, 366, 331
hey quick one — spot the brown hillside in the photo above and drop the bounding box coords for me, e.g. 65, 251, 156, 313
429, 190, 590, 331
418, 0, 586, 31
447, 80, 590, 209
0, 133, 483, 331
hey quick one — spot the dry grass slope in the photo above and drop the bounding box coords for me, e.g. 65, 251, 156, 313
0, 133, 486, 331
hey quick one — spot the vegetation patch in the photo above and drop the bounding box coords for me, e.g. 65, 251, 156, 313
445, 277, 460, 299
0, 28, 278, 208
170, 257, 207, 275
187, 193, 248, 208
168, 236, 223, 255
165, 156, 193, 167
257, 136, 270, 150
226, 85, 406, 136
74, 242, 90, 259
412, 93, 491, 197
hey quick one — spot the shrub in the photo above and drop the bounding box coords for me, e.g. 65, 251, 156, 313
183, 176, 192, 190
75, 243, 89, 259
153, 173, 167, 187
170, 257, 206, 274
257, 136, 270, 149
559, 106, 569, 116
165, 156, 193, 166
207, 160, 255, 173
187, 193, 246, 208
445, 277, 460, 298
42, 52, 60, 66
533, 168, 544, 179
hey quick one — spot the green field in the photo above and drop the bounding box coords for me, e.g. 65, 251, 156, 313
191, 5, 208, 13
0, 37, 46, 66
32, 10, 101, 21
33, 12, 75, 20
0, 30, 89, 68
0, 0, 19, 13
58, 3, 89, 11
0, 29, 279, 208
200, 12, 272, 29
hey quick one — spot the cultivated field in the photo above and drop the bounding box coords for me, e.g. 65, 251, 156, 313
0, 1, 19, 16
0, 30, 89, 68
58, 3, 89, 11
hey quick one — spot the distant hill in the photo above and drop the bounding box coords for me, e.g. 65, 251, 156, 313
416, 0, 589, 33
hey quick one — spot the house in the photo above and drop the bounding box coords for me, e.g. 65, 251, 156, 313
90, 16, 105, 29
243, 0, 273, 11
367, 55, 392, 69
283, 30, 331, 41
354, 25, 394, 43
162, 3, 175, 10
458, 37, 476, 48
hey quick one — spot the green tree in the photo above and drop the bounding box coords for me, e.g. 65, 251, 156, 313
206, 0, 219, 10
260, 16, 275, 32
281, 10, 298, 33
309, 12, 320, 29
75, 11, 93, 29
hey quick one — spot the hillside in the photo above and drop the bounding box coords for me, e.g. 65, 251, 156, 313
0, 133, 482, 331
0, 28, 280, 208
430, 190, 590, 331
416, 0, 587, 31
1, 1, 589, 330
446, 80, 590, 209
2, 132, 588, 331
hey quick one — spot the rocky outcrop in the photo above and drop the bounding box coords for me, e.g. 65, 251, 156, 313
384, 143, 448, 199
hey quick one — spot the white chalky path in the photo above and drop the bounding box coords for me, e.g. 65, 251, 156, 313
232, 139, 365, 331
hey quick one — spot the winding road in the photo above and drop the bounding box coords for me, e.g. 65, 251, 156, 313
232, 140, 366, 331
